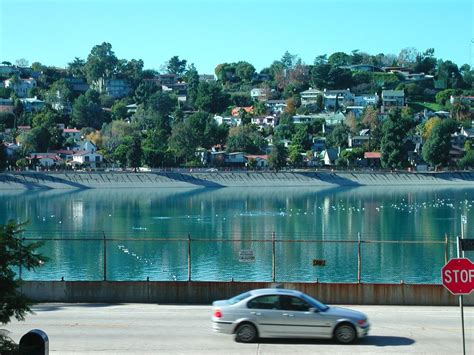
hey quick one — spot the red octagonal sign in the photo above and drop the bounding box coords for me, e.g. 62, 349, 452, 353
441, 258, 474, 295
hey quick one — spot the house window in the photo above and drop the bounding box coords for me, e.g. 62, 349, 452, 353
95, 156, 100, 162
85, 156, 90, 162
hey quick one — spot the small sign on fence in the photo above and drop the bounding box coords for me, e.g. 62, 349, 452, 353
461, 239, 474, 251
313, 259, 326, 266
239, 250, 255, 262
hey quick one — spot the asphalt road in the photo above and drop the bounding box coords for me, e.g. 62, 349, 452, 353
4, 304, 474, 354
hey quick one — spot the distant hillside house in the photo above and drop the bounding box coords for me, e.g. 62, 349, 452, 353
300, 88, 323, 106
245, 154, 269, 168
0, 98, 14, 113
4, 77, 36, 98
266, 100, 287, 114
250, 88, 267, 101
19, 96, 45, 112
199, 74, 215, 82
379, 90, 405, 111
251, 116, 276, 128
62, 128, 81, 141
231, 106, 253, 117
28, 153, 62, 168
214, 115, 242, 126
93, 78, 131, 98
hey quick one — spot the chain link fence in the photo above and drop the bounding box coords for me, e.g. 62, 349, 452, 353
17, 232, 467, 283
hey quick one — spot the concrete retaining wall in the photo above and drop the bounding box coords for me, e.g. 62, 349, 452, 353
3, 171, 474, 189
21, 281, 474, 306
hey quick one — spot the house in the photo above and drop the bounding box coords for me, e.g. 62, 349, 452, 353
348, 130, 370, 148
0, 65, 20, 77
225, 152, 246, 165
126, 103, 138, 114
323, 89, 354, 110
62, 128, 81, 142
159, 74, 178, 86
300, 88, 323, 106
364, 152, 381, 168
292, 115, 314, 124
266, 100, 287, 114
322, 148, 339, 166
64, 78, 90, 93
162, 82, 187, 102
311, 137, 326, 152
344, 64, 383, 72
250, 88, 267, 101
93, 79, 131, 98
245, 154, 268, 168
19, 96, 45, 112
378, 90, 405, 111
231, 106, 253, 117
199, 74, 215, 82
28, 153, 62, 168
353, 94, 377, 107
72, 150, 103, 168
214, 115, 241, 126
3, 77, 37, 98
251, 116, 276, 128
0, 98, 14, 113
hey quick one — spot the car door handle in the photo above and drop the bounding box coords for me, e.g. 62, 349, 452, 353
250, 311, 261, 316
282, 313, 294, 317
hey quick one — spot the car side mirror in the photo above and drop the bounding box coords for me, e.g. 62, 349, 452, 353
309, 307, 319, 313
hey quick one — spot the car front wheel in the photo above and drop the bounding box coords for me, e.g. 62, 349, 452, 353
235, 323, 258, 343
334, 323, 356, 344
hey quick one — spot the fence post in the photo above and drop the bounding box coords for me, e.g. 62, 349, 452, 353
357, 232, 361, 283
19, 236, 24, 280
102, 231, 107, 281
444, 233, 448, 264
272, 231, 276, 282
188, 233, 191, 282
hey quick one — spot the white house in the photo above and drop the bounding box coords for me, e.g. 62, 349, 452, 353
251, 116, 276, 128
72, 151, 103, 168
353, 94, 377, 107
214, 115, 241, 126
4, 77, 37, 98
245, 154, 268, 168
29, 153, 62, 168
323, 89, 354, 110
266, 100, 287, 114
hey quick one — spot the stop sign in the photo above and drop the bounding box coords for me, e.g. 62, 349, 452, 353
441, 258, 474, 295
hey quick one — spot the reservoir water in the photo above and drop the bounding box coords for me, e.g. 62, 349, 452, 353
2, 186, 473, 283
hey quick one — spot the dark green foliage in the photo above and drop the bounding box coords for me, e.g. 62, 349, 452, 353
268, 142, 288, 170
422, 119, 458, 169
380, 109, 414, 169
194, 82, 230, 113
0, 221, 46, 352
166, 56, 187, 76
0, 139, 6, 171
72, 90, 108, 129
0, 113, 15, 129
0, 87, 12, 98
225, 125, 265, 154
126, 135, 143, 171
326, 123, 350, 149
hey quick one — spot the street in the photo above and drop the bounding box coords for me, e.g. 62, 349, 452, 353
5, 304, 474, 354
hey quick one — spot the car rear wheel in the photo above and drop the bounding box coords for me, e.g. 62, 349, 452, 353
334, 323, 356, 344
235, 323, 258, 343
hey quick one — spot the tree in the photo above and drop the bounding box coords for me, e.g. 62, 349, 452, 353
0, 139, 6, 171
0, 221, 46, 353
126, 135, 143, 171
166, 56, 187, 76
422, 119, 457, 169
326, 123, 350, 149
281, 51, 298, 70
225, 125, 265, 154
183, 64, 200, 106
235, 61, 255, 82
72, 90, 107, 129
67, 57, 85, 78
397, 47, 419, 68
142, 129, 169, 167
422, 117, 442, 141
268, 142, 287, 170
328, 52, 350, 66
380, 109, 414, 169
194, 81, 230, 113
288, 144, 304, 166
84, 42, 118, 83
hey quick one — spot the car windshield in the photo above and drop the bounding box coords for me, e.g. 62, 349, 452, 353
228, 291, 251, 305
300, 293, 330, 311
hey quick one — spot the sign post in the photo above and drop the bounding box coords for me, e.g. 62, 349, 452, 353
441, 215, 474, 355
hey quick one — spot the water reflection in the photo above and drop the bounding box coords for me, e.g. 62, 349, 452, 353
1, 186, 472, 281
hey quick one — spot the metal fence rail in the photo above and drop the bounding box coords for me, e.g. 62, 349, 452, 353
17, 232, 463, 283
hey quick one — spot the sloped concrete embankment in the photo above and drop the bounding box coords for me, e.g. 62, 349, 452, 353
2, 171, 474, 189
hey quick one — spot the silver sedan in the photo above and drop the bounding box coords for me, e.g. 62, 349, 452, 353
212, 288, 369, 344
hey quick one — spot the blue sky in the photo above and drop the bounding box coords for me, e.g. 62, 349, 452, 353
1, 0, 473, 74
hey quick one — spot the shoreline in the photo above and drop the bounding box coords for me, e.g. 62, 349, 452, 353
2, 170, 474, 189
